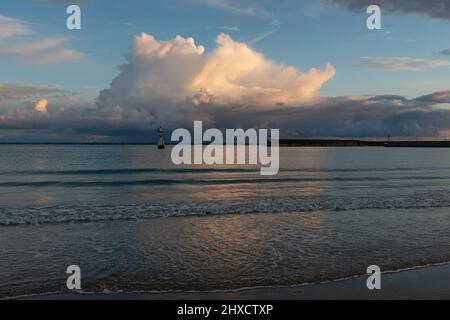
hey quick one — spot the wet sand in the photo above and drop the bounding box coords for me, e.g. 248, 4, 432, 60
19, 263, 450, 300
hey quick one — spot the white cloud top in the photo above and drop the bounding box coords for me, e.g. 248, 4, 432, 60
99, 32, 336, 116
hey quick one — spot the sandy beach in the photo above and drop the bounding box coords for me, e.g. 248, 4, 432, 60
18, 262, 450, 300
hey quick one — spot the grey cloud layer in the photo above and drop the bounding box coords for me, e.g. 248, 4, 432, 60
194, 93, 450, 139
2, 87, 450, 142
0, 84, 64, 99
327, 0, 450, 20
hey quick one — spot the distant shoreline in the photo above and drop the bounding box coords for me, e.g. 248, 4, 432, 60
279, 139, 384, 147
279, 139, 450, 147
0, 142, 158, 145
2, 139, 450, 148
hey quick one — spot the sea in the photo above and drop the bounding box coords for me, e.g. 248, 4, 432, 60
2, 144, 450, 298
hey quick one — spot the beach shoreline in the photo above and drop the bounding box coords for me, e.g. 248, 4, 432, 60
15, 262, 450, 300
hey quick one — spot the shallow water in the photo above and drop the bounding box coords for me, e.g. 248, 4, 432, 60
1, 145, 450, 297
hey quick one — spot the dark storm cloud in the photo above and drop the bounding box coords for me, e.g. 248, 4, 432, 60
195, 94, 450, 139
2, 90, 450, 142
327, 0, 450, 21
415, 91, 450, 103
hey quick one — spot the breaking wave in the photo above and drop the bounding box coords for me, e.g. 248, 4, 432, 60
1, 191, 450, 226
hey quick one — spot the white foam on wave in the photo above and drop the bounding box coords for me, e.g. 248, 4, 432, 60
1, 190, 450, 226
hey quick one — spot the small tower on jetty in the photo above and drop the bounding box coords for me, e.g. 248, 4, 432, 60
157, 126, 165, 149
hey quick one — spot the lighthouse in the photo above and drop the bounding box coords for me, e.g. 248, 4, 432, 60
157, 126, 165, 149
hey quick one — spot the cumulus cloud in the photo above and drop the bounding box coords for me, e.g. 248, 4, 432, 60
34, 99, 48, 113
4, 31, 450, 142
360, 57, 450, 71
327, 0, 450, 21
97, 33, 207, 128
191, 34, 335, 104
97, 32, 336, 127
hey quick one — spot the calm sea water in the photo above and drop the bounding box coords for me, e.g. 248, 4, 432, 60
2, 145, 450, 297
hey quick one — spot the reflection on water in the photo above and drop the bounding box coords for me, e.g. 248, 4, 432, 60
2, 145, 450, 296
3, 208, 450, 297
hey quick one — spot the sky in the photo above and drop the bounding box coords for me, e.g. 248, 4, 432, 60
1, 0, 450, 142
